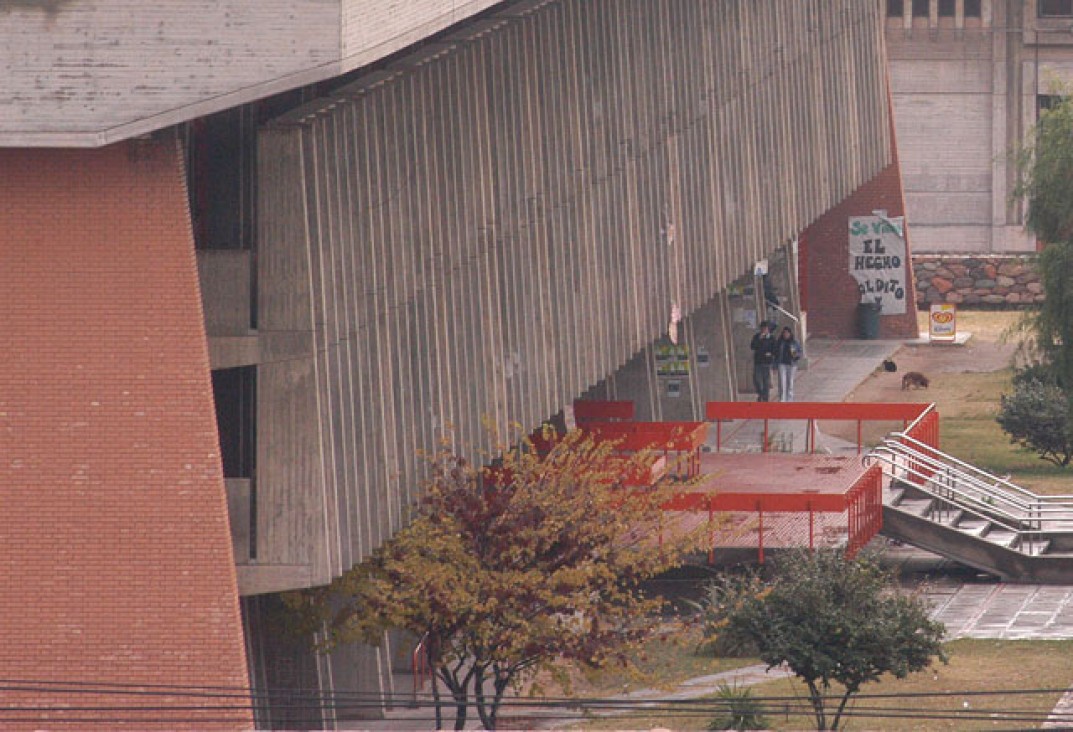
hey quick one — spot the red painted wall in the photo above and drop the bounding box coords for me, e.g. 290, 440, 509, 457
0, 141, 251, 729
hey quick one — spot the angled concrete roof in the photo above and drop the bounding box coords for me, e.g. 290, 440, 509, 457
0, 0, 504, 147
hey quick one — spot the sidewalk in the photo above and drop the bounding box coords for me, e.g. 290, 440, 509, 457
795, 337, 906, 401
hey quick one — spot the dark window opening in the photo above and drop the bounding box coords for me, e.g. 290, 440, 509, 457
912, 0, 929, 17
1039, 94, 1067, 116
1040, 0, 1073, 17
213, 366, 256, 479
185, 108, 255, 251
965, 0, 982, 16
938, 0, 956, 17
213, 366, 256, 560
887, 0, 905, 17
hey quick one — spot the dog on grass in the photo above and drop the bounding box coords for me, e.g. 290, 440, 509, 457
901, 371, 930, 390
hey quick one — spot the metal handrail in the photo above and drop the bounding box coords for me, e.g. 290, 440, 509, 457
867, 439, 1073, 557
902, 403, 937, 439
876, 439, 1033, 514
881, 435, 1073, 518
868, 447, 1047, 557
869, 447, 1031, 529
893, 432, 1043, 503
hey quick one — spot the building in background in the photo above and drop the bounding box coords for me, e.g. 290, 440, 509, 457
886, 0, 1073, 253
0, 1, 914, 728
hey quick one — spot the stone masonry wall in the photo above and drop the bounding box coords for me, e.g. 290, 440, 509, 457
913, 255, 1042, 308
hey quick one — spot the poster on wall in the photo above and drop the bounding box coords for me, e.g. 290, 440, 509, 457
655, 343, 690, 377
848, 215, 907, 315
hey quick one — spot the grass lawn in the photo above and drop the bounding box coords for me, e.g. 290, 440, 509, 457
830, 309, 1072, 494
564, 639, 1073, 730
533, 621, 754, 699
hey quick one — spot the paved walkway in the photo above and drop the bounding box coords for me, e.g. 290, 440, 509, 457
711, 336, 906, 455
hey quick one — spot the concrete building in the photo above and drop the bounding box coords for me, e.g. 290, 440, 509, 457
886, 0, 1073, 253
0, 1, 916, 728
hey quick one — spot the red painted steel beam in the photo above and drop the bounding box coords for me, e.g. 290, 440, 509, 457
662, 490, 848, 513
573, 400, 635, 421
705, 401, 932, 422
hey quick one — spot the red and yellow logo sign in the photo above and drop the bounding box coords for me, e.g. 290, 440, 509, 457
929, 304, 957, 341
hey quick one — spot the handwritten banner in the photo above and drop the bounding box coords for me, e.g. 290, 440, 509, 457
848, 216, 907, 315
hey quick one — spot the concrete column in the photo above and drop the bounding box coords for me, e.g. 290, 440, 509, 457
328, 639, 390, 722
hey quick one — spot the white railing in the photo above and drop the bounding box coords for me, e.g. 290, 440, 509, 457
867, 434, 1073, 555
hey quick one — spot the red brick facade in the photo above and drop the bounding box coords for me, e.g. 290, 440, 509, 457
800, 94, 919, 340
0, 142, 251, 729
800, 159, 919, 340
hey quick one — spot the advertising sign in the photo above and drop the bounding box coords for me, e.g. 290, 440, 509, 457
848, 216, 907, 315
929, 303, 957, 342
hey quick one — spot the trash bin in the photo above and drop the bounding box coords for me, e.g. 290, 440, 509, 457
857, 300, 881, 340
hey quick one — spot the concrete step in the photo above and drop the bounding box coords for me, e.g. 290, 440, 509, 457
985, 530, 1018, 549
897, 498, 934, 518
933, 509, 965, 528
886, 486, 905, 506
956, 518, 990, 537
1019, 538, 1052, 557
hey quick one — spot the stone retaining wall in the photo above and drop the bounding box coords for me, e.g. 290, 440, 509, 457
913, 255, 1042, 307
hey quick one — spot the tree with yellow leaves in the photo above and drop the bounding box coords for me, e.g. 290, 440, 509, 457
286, 427, 699, 730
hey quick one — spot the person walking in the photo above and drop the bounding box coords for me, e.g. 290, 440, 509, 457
774, 325, 803, 402
750, 321, 777, 401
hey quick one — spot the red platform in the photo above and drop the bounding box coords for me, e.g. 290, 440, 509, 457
661, 453, 884, 562
586, 401, 939, 563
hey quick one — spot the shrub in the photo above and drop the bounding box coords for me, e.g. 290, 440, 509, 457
997, 377, 1073, 467
690, 572, 763, 658
707, 683, 768, 731
717, 550, 945, 731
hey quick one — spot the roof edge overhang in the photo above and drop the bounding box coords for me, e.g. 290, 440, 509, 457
0, 1, 506, 148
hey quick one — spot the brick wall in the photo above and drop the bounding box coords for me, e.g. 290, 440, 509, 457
801, 160, 920, 339
0, 141, 251, 729
801, 89, 919, 340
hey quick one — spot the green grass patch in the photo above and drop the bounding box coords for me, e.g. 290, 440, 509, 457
565, 622, 755, 697
564, 639, 1073, 731
743, 639, 1073, 731
934, 370, 1071, 493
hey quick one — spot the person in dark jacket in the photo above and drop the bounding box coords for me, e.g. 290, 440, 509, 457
774, 325, 803, 402
750, 321, 777, 401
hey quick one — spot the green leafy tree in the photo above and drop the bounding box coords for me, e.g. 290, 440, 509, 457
284, 428, 699, 730
1016, 95, 1073, 245
998, 377, 1073, 466
714, 550, 945, 731
1010, 90, 1073, 455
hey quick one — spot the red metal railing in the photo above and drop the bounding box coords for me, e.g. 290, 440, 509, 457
705, 401, 936, 455
901, 403, 940, 482
578, 421, 708, 478
411, 633, 431, 708
661, 463, 884, 563
845, 462, 884, 558
512, 402, 926, 564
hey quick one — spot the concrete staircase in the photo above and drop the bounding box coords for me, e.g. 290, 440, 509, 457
869, 436, 1073, 583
